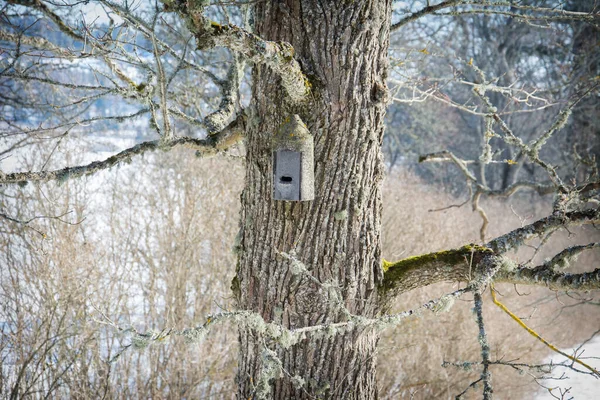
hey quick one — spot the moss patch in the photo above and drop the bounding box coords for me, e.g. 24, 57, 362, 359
380, 244, 494, 295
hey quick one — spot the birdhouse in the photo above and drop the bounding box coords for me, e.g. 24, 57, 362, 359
272, 115, 314, 201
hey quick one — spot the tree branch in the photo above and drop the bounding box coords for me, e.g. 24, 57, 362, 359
390, 1, 599, 32
380, 207, 600, 297
204, 53, 245, 134
473, 292, 493, 399
0, 29, 72, 55
433, 9, 599, 25
487, 208, 600, 254
6, 0, 83, 41
0, 210, 81, 237
391, 0, 464, 31
490, 284, 600, 376
380, 244, 494, 296
419, 151, 480, 185
0, 113, 246, 185
485, 181, 556, 198
169, 2, 310, 103
542, 243, 600, 270
496, 265, 600, 292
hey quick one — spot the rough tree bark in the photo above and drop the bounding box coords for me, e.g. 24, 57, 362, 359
235, 1, 391, 398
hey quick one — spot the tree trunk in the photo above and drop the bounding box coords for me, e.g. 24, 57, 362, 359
235, 1, 391, 398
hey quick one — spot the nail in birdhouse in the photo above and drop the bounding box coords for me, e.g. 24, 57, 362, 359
272, 115, 314, 201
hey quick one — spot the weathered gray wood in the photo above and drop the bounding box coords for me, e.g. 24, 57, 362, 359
272, 115, 315, 201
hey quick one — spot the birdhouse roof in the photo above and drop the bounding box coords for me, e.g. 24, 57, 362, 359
272, 114, 312, 152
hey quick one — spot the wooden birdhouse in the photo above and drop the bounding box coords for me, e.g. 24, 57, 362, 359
272, 115, 315, 201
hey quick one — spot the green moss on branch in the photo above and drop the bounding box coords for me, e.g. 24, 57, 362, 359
380, 245, 494, 297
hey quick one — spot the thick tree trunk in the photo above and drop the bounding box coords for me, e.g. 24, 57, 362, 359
235, 1, 391, 398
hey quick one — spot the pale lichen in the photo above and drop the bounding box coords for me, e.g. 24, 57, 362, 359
498, 256, 517, 272
334, 209, 348, 221
433, 294, 456, 314
181, 327, 208, 344
290, 375, 305, 389
278, 329, 300, 349
255, 348, 283, 399
131, 329, 160, 349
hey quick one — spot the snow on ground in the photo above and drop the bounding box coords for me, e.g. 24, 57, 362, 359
535, 337, 600, 399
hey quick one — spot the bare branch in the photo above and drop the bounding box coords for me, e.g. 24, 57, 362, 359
472, 85, 567, 191
391, 0, 464, 31
166, 2, 310, 103
0, 210, 82, 237
434, 9, 599, 25
473, 292, 493, 399
98, 0, 223, 84
6, 0, 84, 41
490, 285, 600, 376
497, 265, 600, 292
542, 243, 600, 271
0, 113, 247, 185
472, 190, 490, 242
487, 208, 600, 254
1, 72, 114, 91
0, 29, 72, 54
391, 1, 599, 32
455, 377, 484, 399
204, 53, 245, 134
102, 285, 474, 363
419, 151, 480, 185
151, 22, 172, 142
485, 181, 557, 198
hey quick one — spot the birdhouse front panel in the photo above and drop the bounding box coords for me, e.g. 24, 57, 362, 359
271, 114, 315, 202
273, 149, 302, 201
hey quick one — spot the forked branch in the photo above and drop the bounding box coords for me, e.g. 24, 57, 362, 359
164, 1, 310, 103
381, 207, 600, 297
490, 285, 599, 376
